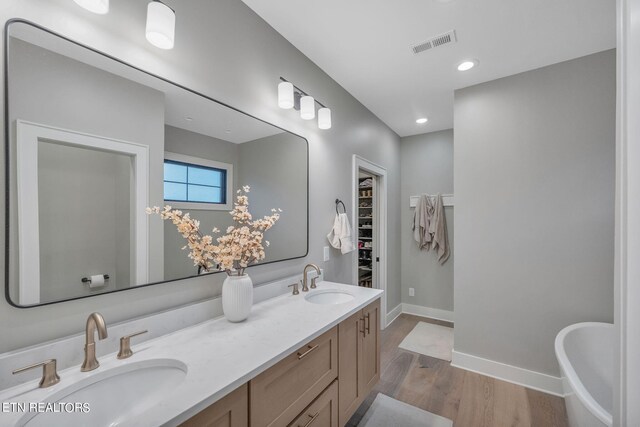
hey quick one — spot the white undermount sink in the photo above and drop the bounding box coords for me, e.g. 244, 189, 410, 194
18, 358, 187, 427
305, 289, 355, 305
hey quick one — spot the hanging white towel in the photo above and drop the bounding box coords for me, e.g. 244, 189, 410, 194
327, 213, 355, 254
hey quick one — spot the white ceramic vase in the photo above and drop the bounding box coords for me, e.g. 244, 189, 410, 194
222, 274, 253, 322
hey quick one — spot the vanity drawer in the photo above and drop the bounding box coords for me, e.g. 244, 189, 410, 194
288, 380, 338, 427
250, 327, 338, 427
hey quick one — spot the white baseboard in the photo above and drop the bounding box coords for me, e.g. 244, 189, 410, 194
387, 305, 564, 396
386, 304, 403, 327
393, 304, 563, 396
402, 303, 455, 323
451, 350, 564, 397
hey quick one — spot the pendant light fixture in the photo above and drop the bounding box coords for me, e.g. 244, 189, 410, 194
278, 82, 294, 109
146, 0, 176, 50
73, 0, 109, 14
278, 78, 331, 130
318, 108, 332, 130
300, 96, 316, 120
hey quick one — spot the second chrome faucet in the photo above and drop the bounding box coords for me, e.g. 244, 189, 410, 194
81, 312, 108, 372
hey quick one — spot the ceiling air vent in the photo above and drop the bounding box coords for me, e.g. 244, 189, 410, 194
411, 30, 457, 55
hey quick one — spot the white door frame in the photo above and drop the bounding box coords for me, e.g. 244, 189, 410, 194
352, 155, 388, 329
615, 0, 640, 424
16, 120, 149, 305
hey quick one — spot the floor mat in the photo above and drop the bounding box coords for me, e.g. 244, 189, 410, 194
398, 321, 453, 361
359, 393, 453, 427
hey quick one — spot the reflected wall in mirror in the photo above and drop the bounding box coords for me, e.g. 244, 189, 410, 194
5, 21, 308, 307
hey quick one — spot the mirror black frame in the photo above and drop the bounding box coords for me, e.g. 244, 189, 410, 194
4, 19, 309, 308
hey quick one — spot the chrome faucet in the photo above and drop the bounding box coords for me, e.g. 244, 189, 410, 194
81, 312, 108, 372
302, 264, 321, 292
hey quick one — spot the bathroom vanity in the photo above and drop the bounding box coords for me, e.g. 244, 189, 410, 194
172, 285, 380, 427
181, 298, 380, 427
0, 282, 381, 427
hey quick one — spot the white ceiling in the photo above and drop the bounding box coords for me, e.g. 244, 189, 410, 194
241, 0, 616, 137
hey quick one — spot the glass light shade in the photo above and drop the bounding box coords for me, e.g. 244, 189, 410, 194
318, 108, 332, 130
300, 96, 315, 120
73, 0, 109, 14
278, 82, 294, 109
146, 1, 176, 50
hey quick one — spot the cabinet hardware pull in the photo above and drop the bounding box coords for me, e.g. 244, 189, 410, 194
360, 317, 366, 337
297, 344, 319, 359
365, 313, 371, 335
302, 411, 320, 427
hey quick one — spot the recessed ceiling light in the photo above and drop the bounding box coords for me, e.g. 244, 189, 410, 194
225, 129, 232, 133
185, 117, 193, 121
416, 118, 428, 124
457, 60, 478, 71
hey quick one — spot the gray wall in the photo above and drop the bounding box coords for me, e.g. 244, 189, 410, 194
7, 37, 166, 301
0, 0, 401, 352
237, 132, 308, 263
400, 130, 454, 312
114, 154, 132, 291
454, 49, 615, 376
38, 143, 131, 300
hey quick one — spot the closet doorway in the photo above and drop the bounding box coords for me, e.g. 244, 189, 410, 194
352, 155, 388, 329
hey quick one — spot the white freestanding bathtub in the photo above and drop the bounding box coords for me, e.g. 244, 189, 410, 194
555, 322, 614, 427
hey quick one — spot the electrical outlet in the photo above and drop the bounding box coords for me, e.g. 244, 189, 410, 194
323, 246, 330, 262
409, 287, 415, 297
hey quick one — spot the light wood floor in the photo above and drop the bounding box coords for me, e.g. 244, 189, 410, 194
347, 314, 568, 427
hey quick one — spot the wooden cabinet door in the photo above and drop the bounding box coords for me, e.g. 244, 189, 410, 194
250, 327, 338, 427
288, 380, 338, 427
358, 299, 380, 397
338, 311, 363, 426
180, 383, 248, 427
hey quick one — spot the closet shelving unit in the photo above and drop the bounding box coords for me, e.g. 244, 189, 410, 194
357, 175, 375, 288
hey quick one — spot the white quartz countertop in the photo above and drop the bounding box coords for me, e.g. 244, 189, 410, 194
0, 282, 382, 427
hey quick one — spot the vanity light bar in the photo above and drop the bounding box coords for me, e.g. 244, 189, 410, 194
278, 77, 332, 130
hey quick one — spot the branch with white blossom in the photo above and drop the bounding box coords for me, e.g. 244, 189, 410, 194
147, 186, 281, 276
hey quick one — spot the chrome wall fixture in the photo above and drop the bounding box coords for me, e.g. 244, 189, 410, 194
278, 77, 332, 130
73, 0, 176, 50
